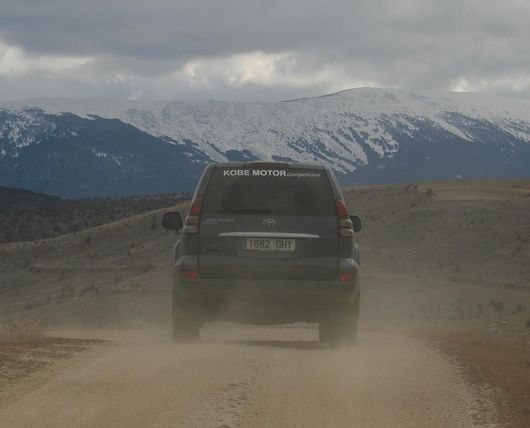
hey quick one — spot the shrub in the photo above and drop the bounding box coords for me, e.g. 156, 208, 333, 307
515, 304, 527, 313
138, 263, 155, 274
0, 318, 43, 343
489, 299, 504, 313
60, 284, 74, 298
79, 284, 99, 296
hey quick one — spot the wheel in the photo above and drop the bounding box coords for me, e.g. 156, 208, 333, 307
318, 320, 331, 343
319, 317, 357, 345
342, 317, 358, 344
172, 309, 200, 342
319, 297, 359, 346
172, 288, 200, 342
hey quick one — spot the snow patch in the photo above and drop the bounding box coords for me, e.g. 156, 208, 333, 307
1, 88, 530, 171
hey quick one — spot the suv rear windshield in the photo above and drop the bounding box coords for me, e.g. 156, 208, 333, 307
202, 167, 336, 216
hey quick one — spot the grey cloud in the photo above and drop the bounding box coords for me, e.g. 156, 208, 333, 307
0, 0, 529, 101
0, 0, 370, 59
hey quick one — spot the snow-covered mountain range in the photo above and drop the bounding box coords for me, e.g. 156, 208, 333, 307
1, 88, 530, 197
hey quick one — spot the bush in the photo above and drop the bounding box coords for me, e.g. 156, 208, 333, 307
0, 318, 43, 343
489, 299, 504, 313
138, 263, 155, 274
60, 284, 75, 298
79, 284, 99, 296
514, 304, 527, 313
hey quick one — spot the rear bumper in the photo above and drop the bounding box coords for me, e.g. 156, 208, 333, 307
174, 275, 359, 324
173, 255, 360, 302
178, 276, 358, 302
172, 256, 360, 310
173, 256, 359, 304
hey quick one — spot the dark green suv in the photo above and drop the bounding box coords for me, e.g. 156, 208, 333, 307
162, 161, 361, 344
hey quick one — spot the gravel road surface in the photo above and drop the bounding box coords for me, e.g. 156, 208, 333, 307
0, 326, 495, 427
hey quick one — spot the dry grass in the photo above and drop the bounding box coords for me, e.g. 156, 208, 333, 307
0, 318, 43, 344
0, 335, 103, 394
418, 180, 530, 200
430, 329, 530, 428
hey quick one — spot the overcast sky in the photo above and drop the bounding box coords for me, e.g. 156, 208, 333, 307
1, 0, 529, 102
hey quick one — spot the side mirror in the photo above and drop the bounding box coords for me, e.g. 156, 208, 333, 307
162, 212, 183, 231
350, 215, 362, 233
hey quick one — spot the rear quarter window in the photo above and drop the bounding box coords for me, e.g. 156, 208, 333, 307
202, 167, 336, 217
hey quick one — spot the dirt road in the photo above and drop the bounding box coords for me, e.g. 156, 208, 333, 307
0, 326, 497, 428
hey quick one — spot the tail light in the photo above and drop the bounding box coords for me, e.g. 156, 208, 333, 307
336, 200, 349, 219
183, 195, 203, 234
336, 200, 354, 237
182, 270, 199, 280
190, 196, 203, 216
339, 272, 353, 283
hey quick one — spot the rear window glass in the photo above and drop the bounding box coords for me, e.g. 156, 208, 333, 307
202, 167, 336, 216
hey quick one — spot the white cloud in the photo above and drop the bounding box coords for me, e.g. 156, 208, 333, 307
451, 74, 530, 95
0, 39, 92, 76
172, 51, 379, 96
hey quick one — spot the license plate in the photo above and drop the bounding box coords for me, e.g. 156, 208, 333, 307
242, 238, 295, 252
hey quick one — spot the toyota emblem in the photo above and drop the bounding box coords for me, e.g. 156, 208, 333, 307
263, 218, 276, 227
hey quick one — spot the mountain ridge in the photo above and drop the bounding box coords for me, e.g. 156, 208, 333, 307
1, 88, 529, 197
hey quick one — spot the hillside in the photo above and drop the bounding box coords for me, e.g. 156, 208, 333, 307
2, 88, 530, 196
0, 186, 190, 243
0, 179, 528, 327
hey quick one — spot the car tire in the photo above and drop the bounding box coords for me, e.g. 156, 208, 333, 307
172, 290, 200, 342
319, 317, 357, 345
318, 321, 330, 343
342, 317, 358, 345
319, 297, 359, 345
172, 309, 200, 342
